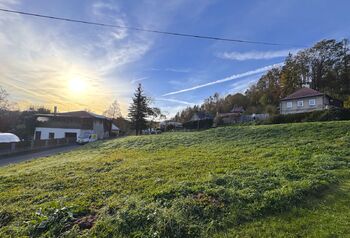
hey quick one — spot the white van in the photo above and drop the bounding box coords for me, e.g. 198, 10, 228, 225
76, 133, 98, 145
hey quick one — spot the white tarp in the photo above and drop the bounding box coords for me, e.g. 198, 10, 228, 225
0, 133, 20, 143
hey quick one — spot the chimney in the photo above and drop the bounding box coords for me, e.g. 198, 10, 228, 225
54, 106, 57, 115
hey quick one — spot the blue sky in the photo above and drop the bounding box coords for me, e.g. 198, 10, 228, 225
0, 0, 349, 117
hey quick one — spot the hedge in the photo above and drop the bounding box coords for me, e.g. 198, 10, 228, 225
265, 108, 350, 124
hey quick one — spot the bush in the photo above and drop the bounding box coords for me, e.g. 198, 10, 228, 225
266, 108, 350, 124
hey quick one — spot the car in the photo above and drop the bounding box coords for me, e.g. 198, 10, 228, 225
76, 133, 98, 145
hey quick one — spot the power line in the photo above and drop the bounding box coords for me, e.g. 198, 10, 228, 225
0, 8, 306, 47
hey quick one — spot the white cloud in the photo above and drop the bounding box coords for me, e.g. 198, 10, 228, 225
92, 2, 120, 16
0, 0, 18, 8
217, 48, 301, 61
162, 63, 284, 96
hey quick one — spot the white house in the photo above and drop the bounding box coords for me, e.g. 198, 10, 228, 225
280, 88, 343, 115
34, 111, 112, 140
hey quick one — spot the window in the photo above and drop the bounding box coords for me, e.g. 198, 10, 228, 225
49, 132, 55, 139
286, 101, 293, 108
297, 100, 304, 107
35, 131, 41, 140
309, 99, 316, 106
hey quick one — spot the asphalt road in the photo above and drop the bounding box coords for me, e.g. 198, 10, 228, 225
0, 145, 80, 167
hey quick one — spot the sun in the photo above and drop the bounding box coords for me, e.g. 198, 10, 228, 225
68, 78, 86, 93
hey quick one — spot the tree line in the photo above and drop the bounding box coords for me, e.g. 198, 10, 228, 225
174, 39, 350, 123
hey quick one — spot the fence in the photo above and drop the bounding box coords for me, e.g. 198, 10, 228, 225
0, 138, 76, 157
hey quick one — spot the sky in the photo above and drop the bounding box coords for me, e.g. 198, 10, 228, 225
0, 0, 349, 117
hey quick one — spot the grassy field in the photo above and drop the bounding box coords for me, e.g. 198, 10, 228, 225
0, 121, 350, 237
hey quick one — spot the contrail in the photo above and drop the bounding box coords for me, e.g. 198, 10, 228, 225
155, 98, 194, 106
162, 63, 284, 96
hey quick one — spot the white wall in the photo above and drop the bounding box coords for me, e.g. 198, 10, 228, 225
280, 96, 325, 114
93, 120, 106, 139
34, 127, 89, 140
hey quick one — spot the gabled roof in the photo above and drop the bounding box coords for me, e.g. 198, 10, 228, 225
230, 106, 245, 113
192, 111, 213, 120
36, 111, 110, 120
281, 88, 324, 101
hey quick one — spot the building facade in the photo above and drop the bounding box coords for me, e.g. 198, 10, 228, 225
34, 111, 112, 140
280, 88, 343, 115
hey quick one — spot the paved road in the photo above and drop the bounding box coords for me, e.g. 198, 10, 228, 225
0, 145, 80, 167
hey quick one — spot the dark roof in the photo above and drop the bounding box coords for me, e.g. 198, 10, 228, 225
192, 111, 213, 120
281, 88, 324, 101
230, 106, 245, 113
36, 111, 110, 120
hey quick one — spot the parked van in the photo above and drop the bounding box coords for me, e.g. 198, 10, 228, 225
76, 133, 98, 145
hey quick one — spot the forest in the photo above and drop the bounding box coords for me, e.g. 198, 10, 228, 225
174, 39, 350, 122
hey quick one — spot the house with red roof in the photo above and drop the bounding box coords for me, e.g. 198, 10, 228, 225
34, 110, 112, 140
280, 88, 343, 115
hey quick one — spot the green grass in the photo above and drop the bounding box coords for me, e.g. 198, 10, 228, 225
0, 121, 350, 237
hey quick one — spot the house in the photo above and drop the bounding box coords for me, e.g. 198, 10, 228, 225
280, 88, 343, 115
34, 110, 112, 140
190, 111, 214, 121
215, 106, 245, 125
111, 124, 120, 136
184, 112, 214, 129
215, 106, 269, 125
159, 121, 183, 131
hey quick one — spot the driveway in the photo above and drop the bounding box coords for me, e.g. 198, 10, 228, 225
0, 145, 80, 167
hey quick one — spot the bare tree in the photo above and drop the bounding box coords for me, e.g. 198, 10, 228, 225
0, 87, 10, 111
104, 99, 122, 119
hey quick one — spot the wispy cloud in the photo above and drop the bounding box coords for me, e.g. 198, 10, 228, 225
217, 49, 301, 61
155, 98, 194, 106
92, 2, 120, 16
149, 67, 191, 73
162, 63, 284, 96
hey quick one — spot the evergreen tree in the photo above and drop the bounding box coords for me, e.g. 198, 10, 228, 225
128, 84, 151, 135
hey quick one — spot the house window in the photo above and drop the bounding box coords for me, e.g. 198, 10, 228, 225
309, 99, 316, 106
49, 132, 55, 139
286, 101, 293, 108
297, 100, 304, 107
35, 131, 41, 140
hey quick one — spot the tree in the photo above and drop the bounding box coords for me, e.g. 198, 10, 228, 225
104, 99, 122, 119
0, 87, 10, 111
128, 84, 152, 135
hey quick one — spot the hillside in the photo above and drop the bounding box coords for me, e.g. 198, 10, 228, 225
0, 121, 350, 237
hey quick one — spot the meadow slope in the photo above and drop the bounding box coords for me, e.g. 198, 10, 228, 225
0, 121, 350, 237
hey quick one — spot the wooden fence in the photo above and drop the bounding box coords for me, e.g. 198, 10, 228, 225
0, 138, 76, 157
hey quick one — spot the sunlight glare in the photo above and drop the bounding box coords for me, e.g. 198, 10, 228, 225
69, 78, 86, 93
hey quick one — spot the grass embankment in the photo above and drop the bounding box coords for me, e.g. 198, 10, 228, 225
0, 121, 350, 237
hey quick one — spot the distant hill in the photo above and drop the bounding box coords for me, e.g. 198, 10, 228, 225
0, 121, 349, 237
